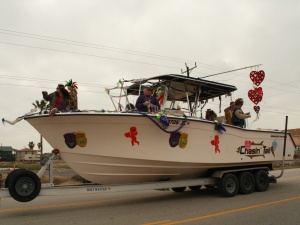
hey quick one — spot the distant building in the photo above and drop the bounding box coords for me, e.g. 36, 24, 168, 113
0, 146, 17, 161
288, 128, 300, 150
16, 148, 41, 161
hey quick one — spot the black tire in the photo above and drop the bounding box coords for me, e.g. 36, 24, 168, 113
5, 169, 26, 188
171, 187, 186, 192
238, 172, 255, 194
204, 184, 215, 189
219, 173, 239, 197
188, 185, 202, 191
254, 170, 269, 192
8, 170, 41, 202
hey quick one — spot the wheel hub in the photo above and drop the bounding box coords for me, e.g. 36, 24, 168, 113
15, 177, 35, 196
226, 178, 236, 193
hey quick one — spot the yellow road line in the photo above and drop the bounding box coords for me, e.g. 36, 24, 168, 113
0, 194, 160, 213
159, 196, 300, 225
141, 220, 172, 225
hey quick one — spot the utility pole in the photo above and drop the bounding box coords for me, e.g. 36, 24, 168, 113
181, 62, 197, 77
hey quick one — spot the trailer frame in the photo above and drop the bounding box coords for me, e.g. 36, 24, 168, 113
0, 151, 274, 204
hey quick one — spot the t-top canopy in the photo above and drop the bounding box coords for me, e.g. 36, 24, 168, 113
125, 74, 237, 102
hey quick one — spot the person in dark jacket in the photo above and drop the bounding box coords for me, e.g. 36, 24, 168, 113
231, 98, 251, 128
43, 84, 70, 116
135, 87, 160, 112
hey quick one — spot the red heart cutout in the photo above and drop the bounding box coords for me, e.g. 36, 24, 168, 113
245, 141, 252, 150
254, 87, 263, 96
248, 89, 263, 104
250, 70, 265, 86
254, 105, 260, 113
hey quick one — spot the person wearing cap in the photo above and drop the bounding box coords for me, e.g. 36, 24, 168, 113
224, 101, 235, 124
43, 84, 70, 116
231, 98, 251, 128
135, 87, 160, 112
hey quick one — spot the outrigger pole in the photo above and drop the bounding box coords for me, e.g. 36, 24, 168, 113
180, 63, 261, 116
201, 64, 262, 79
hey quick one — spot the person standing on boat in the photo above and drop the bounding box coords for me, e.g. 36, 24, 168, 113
65, 79, 78, 110
48, 84, 71, 116
224, 101, 235, 124
135, 87, 160, 112
231, 98, 251, 128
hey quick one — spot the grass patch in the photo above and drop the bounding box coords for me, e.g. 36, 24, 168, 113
40, 175, 83, 185
0, 160, 71, 170
0, 162, 41, 170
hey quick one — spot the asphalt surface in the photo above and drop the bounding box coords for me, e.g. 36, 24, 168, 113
0, 168, 299, 225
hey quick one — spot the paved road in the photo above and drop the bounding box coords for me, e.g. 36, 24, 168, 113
0, 169, 299, 225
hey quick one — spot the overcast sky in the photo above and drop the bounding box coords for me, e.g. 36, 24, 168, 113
0, 0, 299, 152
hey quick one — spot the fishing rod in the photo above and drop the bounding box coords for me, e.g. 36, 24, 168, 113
200, 64, 262, 79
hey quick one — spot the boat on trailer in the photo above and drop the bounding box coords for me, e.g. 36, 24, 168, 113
22, 74, 295, 185
0, 73, 296, 202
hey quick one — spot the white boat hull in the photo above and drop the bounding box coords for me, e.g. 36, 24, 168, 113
25, 113, 295, 184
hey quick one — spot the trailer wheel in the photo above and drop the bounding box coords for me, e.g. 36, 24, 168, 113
5, 169, 26, 188
219, 173, 239, 197
254, 170, 269, 192
171, 187, 186, 192
188, 185, 202, 191
8, 170, 41, 202
238, 172, 254, 194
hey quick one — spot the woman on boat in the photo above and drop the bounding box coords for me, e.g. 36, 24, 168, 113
49, 84, 71, 116
231, 98, 251, 128
224, 101, 235, 124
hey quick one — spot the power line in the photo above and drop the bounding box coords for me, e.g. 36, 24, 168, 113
0, 83, 105, 94
2, 29, 298, 88
0, 28, 196, 64
1, 30, 300, 101
0, 74, 112, 88
1, 81, 299, 116
1, 28, 299, 88
0, 28, 237, 72
0, 41, 181, 70
1, 71, 300, 103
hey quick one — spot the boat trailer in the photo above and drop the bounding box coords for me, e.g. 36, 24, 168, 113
0, 148, 277, 204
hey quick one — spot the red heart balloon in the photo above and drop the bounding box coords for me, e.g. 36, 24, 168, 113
254, 105, 260, 113
248, 89, 263, 105
250, 70, 265, 86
